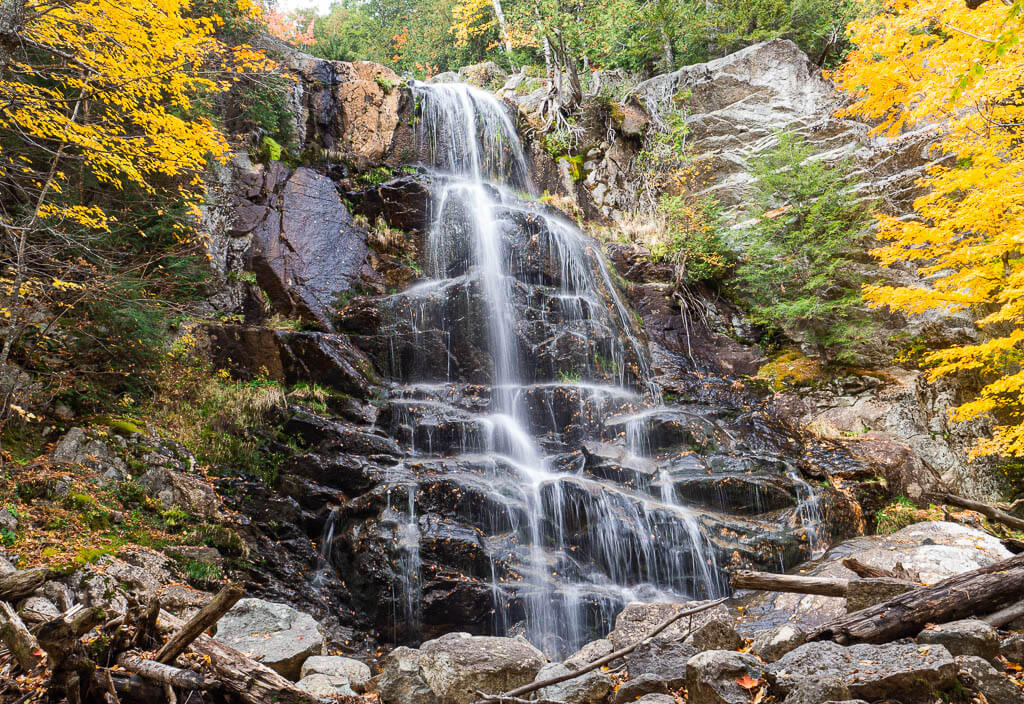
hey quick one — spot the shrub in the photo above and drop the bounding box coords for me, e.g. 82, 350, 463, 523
651, 195, 732, 284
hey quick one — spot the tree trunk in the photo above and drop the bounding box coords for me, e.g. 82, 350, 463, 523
155, 583, 243, 664
0, 600, 41, 671
659, 23, 675, 72
0, 0, 24, 66
730, 570, 850, 597
841, 558, 898, 580
927, 491, 1024, 532
0, 567, 48, 600
812, 552, 1024, 644
117, 653, 210, 689
490, 0, 512, 57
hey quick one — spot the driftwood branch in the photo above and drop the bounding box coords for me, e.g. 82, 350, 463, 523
926, 491, 1024, 533
116, 652, 210, 689
158, 609, 319, 704
0, 568, 47, 601
155, 582, 243, 664
730, 570, 849, 597
983, 600, 1024, 628
812, 551, 1024, 644
841, 558, 897, 580
0, 600, 41, 671
474, 597, 728, 704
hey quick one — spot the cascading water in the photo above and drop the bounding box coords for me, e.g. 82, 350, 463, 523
335, 79, 834, 657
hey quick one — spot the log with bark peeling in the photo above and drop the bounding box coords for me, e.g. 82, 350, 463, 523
812, 551, 1024, 644
841, 558, 898, 580
0, 600, 40, 671
927, 491, 1024, 533
155, 582, 243, 664
116, 652, 211, 690
0, 567, 47, 601
730, 569, 850, 597
157, 609, 320, 704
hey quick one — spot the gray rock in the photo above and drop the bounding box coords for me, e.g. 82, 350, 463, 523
215, 598, 324, 680
625, 639, 698, 686
686, 651, 766, 704
955, 655, 1021, 704
379, 633, 547, 704
782, 675, 849, 704
632, 696, 675, 704
0, 554, 16, 574
845, 578, 917, 612
750, 624, 807, 663
78, 572, 128, 614
0, 508, 17, 534
296, 673, 357, 697
535, 662, 612, 703
53, 427, 128, 484
769, 641, 958, 701
918, 619, 1000, 662
1001, 634, 1024, 663
609, 600, 731, 649
684, 619, 743, 652
301, 655, 371, 690
41, 580, 73, 610
565, 639, 614, 669
611, 674, 670, 704
18, 596, 60, 623
139, 467, 223, 519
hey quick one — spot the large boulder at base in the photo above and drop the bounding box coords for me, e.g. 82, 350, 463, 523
624, 639, 698, 686
610, 674, 670, 704
214, 598, 324, 680
750, 624, 807, 664
248, 166, 369, 327
769, 641, 958, 702
301, 655, 372, 690
781, 675, 850, 704
565, 639, 614, 669
917, 619, 1000, 662
737, 522, 1013, 633
377, 633, 547, 704
684, 619, 744, 652
955, 655, 1021, 704
686, 651, 766, 704
534, 662, 612, 703
138, 467, 223, 519
608, 600, 732, 649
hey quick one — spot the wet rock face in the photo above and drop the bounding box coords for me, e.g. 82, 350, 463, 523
214, 598, 325, 680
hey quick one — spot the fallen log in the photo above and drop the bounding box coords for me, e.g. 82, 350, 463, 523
927, 491, 1024, 533
101, 671, 164, 703
730, 570, 849, 597
0, 568, 47, 601
841, 558, 898, 580
812, 551, 1024, 644
155, 582, 243, 664
0, 600, 41, 671
474, 598, 728, 704
983, 600, 1024, 628
158, 609, 319, 704
116, 652, 210, 689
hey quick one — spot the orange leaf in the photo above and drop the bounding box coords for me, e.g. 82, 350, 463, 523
736, 675, 760, 690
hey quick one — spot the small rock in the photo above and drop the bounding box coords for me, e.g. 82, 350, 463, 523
955, 655, 1021, 704
750, 624, 807, 663
565, 638, 613, 669
918, 619, 1000, 662
157, 584, 209, 615
632, 696, 675, 704
684, 619, 743, 652
0, 508, 18, 534
54, 402, 74, 421
301, 655, 371, 690
1000, 633, 1024, 663
296, 673, 357, 697
18, 596, 60, 623
686, 651, 766, 704
215, 598, 324, 680
0, 554, 16, 574
139, 467, 223, 519
42, 580, 73, 610
535, 662, 612, 703
845, 578, 917, 612
611, 674, 670, 704
782, 675, 849, 704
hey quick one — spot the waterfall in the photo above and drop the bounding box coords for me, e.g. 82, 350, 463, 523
346, 79, 828, 657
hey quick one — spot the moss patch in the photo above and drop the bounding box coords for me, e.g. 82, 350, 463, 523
755, 351, 824, 391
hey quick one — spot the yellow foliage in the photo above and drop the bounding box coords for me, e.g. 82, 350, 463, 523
451, 0, 498, 46
835, 0, 1024, 457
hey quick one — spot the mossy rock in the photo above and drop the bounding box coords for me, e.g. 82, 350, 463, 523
108, 419, 143, 436
755, 351, 824, 391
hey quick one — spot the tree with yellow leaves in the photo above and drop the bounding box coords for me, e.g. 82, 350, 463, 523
835, 0, 1024, 457
0, 0, 270, 429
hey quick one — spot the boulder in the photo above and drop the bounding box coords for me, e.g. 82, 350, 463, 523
608, 600, 732, 649
565, 639, 614, 669
138, 467, 223, 519
301, 655, 371, 690
632, 696, 675, 704
782, 675, 849, 704
750, 624, 807, 663
684, 619, 743, 652
296, 674, 357, 697
917, 619, 1000, 662
378, 633, 547, 704
0, 508, 16, 534
1001, 633, 1024, 663
610, 674, 670, 704
18, 596, 60, 623
53, 427, 128, 484
955, 655, 1021, 704
249, 166, 369, 327
458, 62, 507, 90
214, 598, 324, 680
769, 641, 958, 701
686, 651, 766, 704
534, 662, 612, 703
624, 639, 697, 686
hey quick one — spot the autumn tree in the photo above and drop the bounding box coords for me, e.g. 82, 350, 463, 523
835, 0, 1024, 456
0, 0, 270, 430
